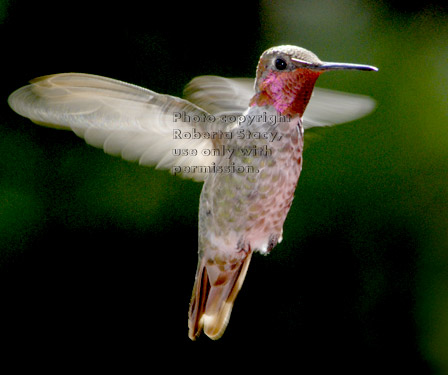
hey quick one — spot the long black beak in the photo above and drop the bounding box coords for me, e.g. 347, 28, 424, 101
291, 57, 378, 72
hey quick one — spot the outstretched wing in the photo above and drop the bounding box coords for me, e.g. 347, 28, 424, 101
8, 73, 220, 181
304, 87, 376, 128
183, 75, 254, 118
184, 75, 376, 128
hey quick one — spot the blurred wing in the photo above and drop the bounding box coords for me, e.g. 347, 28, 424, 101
8, 73, 220, 181
183, 75, 254, 117
184, 75, 376, 128
304, 87, 376, 128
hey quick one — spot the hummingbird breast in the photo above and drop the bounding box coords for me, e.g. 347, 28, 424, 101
198, 105, 303, 262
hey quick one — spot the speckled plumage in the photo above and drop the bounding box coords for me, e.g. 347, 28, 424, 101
188, 107, 303, 339
199, 107, 302, 255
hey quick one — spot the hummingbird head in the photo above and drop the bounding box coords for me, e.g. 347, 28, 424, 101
250, 45, 378, 118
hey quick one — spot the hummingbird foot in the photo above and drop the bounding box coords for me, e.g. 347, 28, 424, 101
266, 233, 280, 254
236, 237, 251, 255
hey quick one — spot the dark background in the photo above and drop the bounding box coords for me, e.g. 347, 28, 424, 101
1, 0, 448, 372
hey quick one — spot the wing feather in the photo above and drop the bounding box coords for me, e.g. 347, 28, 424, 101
304, 87, 376, 128
8, 73, 220, 181
184, 75, 254, 117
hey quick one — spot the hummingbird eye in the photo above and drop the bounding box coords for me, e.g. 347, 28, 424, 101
275, 58, 287, 70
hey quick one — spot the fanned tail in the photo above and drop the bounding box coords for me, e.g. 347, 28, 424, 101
188, 251, 253, 340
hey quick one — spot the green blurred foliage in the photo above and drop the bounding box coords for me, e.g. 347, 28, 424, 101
1, 0, 447, 372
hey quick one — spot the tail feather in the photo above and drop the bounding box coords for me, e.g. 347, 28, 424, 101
188, 261, 210, 340
188, 251, 253, 340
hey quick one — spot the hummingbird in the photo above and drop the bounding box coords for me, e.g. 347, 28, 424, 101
8, 45, 378, 340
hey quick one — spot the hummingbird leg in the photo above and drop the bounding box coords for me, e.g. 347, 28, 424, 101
236, 233, 279, 255
236, 237, 251, 255
266, 233, 279, 254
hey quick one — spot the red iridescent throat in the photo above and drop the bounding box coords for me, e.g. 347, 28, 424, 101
250, 69, 322, 118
